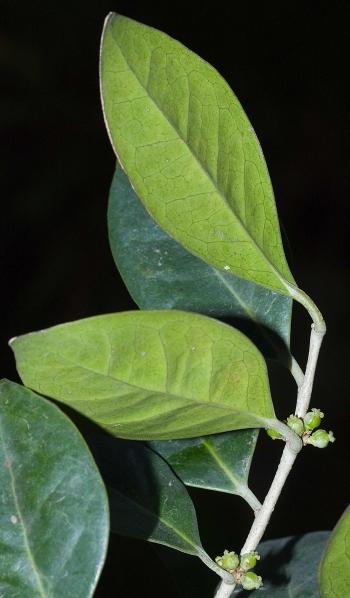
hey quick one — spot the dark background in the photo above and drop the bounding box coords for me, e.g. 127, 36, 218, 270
1, 1, 349, 595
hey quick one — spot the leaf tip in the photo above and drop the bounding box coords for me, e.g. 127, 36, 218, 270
103, 11, 116, 28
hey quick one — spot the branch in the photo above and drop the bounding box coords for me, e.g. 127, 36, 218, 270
290, 355, 304, 387
295, 324, 325, 417
240, 486, 262, 513
214, 290, 326, 598
214, 579, 236, 598
198, 549, 234, 585
240, 439, 300, 555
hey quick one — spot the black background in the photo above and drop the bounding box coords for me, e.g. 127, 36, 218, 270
1, 1, 349, 595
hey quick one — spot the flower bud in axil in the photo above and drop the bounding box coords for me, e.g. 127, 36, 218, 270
306, 429, 335, 448
215, 550, 239, 571
266, 428, 283, 440
303, 408, 324, 430
286, 415, 305, 436
241, 572, 263, 590
240, 551, 260, 571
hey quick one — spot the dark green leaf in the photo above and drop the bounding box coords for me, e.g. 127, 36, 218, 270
319, 507, 350, 597
108, 166, 292, 360
101, 14, 296, 295
150, 430, 260, 509
90, 435, 203, 556
0, 379, 109, 598
11, 311, 276, 440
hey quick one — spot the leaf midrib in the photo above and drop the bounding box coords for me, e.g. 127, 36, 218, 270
44, 352, 271, 421
201, 438, 245, 491
107, 19, 289, 292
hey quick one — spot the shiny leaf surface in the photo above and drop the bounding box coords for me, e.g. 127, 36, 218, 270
0, 379, 109, 598
150, 430, 260, 508
90, 434, 204, 556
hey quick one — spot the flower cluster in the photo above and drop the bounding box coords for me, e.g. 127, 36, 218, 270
215, 550, 262, 590
286, 408, 335, 447
266, 408, 335, 448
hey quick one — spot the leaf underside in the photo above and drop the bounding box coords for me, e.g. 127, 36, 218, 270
100, 13, 295, 295
0, 379, 109, 598
109, 166, 269, 501
11, 310, 275, 440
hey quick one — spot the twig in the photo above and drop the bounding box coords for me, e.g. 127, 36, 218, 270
214, 288, 326, 597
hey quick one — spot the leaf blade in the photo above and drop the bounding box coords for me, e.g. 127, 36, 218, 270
150, 429, 259, 505
0, 379, 109, 598
101, 13, 295, 295
319, 506, 350, 597
108, 167, 290, 503
89, 435, 203, 555
108, 165, 293, 354
10, 311, 275, 440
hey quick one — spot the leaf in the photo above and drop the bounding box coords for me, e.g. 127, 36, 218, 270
234, 531, 330, 597
108, 165, 292, 358
150, 430, 260, 508
108, 167, 284, 507
319, 506, 350, 597
10, 310, 275, 439
87, 433, 204, 556
0, 379, 109, 598
100, 13, 295, 295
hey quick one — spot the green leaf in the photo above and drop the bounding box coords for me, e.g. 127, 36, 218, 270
108, 165, 292, 358
89, 434, 204, 556
10, 310, 275, 439
0, 379, 109, 598
150, 430, 260, 508
108, 167, 287, 507
319, 507, 350, 597
234, 532, 330, 597
100, 13, 295, 295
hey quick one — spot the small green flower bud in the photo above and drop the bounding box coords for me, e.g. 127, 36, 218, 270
266, 428, 283, 440
215, 550, 239, 571
241, 572, 263, 590
306, 429, 336, 448
303, 408, 324, 430
240, 551, 260, 571
286, 415, 305, 436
